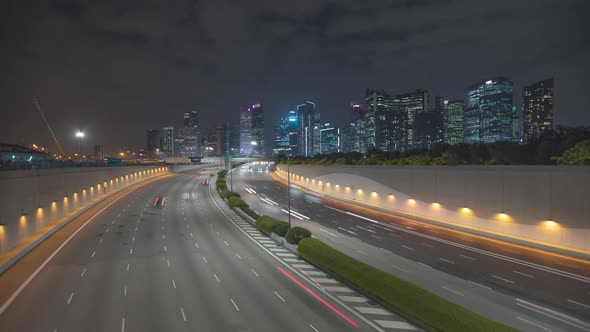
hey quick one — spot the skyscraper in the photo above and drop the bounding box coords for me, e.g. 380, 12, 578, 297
313, 113, 322, 155
162, 126, 174, 157
146, 129, 161, 157
205, 124, 226, 156
523, 78, 553, 141
319, 123, 340, 154
465, 78, 514, 143
250, 103, 265, 156
397, 89, 429, 149
274, 117, 290, 154
365, 89, 393, 151
239, 107, 252, 156
178, 111, 200, 158
350, 103, 368, 153
296, 102, 315, 157
443, 100, 465, 145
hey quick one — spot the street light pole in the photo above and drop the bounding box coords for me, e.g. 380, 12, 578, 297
287, 153, 291, 229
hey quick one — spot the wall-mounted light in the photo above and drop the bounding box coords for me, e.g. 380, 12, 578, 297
497, 212, 509, 221
461, 207, 472, 214
408, 198, 416, 205
432, 202, 441, 208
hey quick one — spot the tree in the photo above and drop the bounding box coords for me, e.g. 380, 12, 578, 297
553, 139, 590, 166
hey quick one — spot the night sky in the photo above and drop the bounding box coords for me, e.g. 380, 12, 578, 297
1, 0, 589, 154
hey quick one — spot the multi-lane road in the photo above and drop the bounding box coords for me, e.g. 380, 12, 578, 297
232, 163, 590, 332
0, 168, 416, 332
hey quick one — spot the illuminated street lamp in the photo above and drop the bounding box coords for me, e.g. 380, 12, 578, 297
75, 131, 85, 156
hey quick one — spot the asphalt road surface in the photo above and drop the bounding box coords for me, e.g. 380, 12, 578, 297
232, 163, 590, 332
0, 169, 409, 332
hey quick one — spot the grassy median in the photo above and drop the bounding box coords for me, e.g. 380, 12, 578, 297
298, 238, 517, 332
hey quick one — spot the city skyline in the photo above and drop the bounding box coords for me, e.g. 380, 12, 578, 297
1, 1, 588, 153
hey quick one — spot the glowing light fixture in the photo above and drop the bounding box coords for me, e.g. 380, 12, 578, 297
432, 202, 441, 208
408, 198, 416, 205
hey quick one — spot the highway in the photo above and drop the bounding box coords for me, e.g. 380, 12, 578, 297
232, 163, 590, 332
0, 168, 413, 332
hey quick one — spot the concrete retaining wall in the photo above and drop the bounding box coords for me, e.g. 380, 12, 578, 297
276, 165, 590, 253
0, 166, 169, 254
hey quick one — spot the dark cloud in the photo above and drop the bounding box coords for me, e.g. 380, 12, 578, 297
1, 0, 588, 154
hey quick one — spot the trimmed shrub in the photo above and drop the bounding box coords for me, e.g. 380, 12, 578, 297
298, 238, 517, 332
228, 196, 248, 209
224, 191, 241, 199
256, 216, 288, 236
241, 206, 261, 220
285, 226, 311, 245
272, 222, 289, 237
217, 170, 228, 178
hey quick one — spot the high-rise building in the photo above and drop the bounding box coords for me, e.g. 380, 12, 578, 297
178, 111, 200, 158
465, 78, 514, 143
94, 145, 105, 160
250, 103, 265, 156
512, 109, 523, 143
443, 100, 465, 145
288, 110, 299, 153
239, 107, 252, 156
350, 103, 368, 153
161, 126, 174, 157
225, 122, 240, 156
274, 117, 290, 154
146, 129, 161, 157
397, 89, 429, 149
313, 113, 322, 155
523, 78, 553, 141
365, 89, 393, 151
296, 102, 315, 157
205, 124, 226, 156
319, 123, 340, 154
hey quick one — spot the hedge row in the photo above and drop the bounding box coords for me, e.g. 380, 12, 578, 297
285, 226, 311, 245
297, 238, 517, 332
256, 216, 289, 236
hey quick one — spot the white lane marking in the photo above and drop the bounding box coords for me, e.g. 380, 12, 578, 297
132, 236, 135, 242
513, 270, 535, 278
224, 241, 229, 246
357, 226, 376, 233
167, 259, 171, 268
324, 286, 354, 293
80, 267, 86, 277
392, 265, 409, 273
344, 210, 590, 284
401, 245, 414, 251
492, 275, 515, 284
66, 292, 74, 304
460, 254, 476, 261
180, 307, 187, 321
172, 279, 177, 289
99, 238, 103, 244
162, 234, 165, 240
214, 274, 220, 283
274, 291, 286, 303
516, 298, 590, 331
202, 256, 207, 263
309, 323, 319, 332
420, 242, 434, 248
163, 245, 167, 252
190, 232, 194, 238
568, 299, 590, 310
126, 263, 130, 272
338, 227, 357, 235
106, 228, 109, 233
324, 205, 348, 214
235, 253, 242, 260
282, 209, 303, 220
379, 248, 392, 254
516, 316, 552, 332
371, 235, 383, 240
251, 269, 259, 277
375, 320, 417, 330
216, 231, 220, 236
357, 250, 369, 256
439, 258, 455, 264
442, 286, 464, 297
231, 298, 240, 311
121, 317, 126, 332
338, 296, 368, 303
468, 280, 491, 290
195, 242, 199, 248
91, 250, 96, 258
124, 285, 127, 297
129, 248, 133, 255
417, 262, 431, 268
355, 307, 392, 315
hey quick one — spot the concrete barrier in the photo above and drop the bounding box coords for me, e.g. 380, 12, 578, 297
276, 165, 590, 255
0, 166, 169, 254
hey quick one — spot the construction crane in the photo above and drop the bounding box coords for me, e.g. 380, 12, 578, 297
33, 98, 65, 158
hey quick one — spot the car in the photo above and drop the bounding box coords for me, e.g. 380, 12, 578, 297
202, 179, 209, 185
